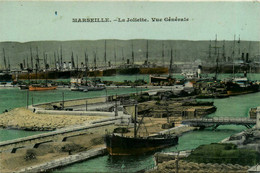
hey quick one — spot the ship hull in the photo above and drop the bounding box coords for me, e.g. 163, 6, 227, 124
29, 86, 57, 91
105, 134, 178, 156
226, 84, 259, 96
227, 89, 258, 96
140, 67, 168, 74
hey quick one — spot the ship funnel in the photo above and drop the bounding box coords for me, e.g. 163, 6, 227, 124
20, 63, 24, 70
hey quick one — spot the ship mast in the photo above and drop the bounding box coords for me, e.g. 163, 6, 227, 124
222, 40, 226, 62
93, 50, 97, 86
214, 34, 217, 55
208, 40, 212, 60
104, 40, 107, 67
146, 40, 149, 65
85, 50, 88, 85
169, 48, 173, 77
232, 35, 236, 77
7, 57, 10, 71
71, 52, 75, 69
26, 56, 29, 70
215, 49, 219, 80
3, 48, 7, 70
121, 48, 124, 65
162, 42, 165, 66
132, 41, 134, 65
30, 47, 33, 70
35, 47, 40, 84
60, 45, 63, 70
54, 52, 57, 70
114, 47, 117, 66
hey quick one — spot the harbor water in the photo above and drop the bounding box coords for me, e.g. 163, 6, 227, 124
0, 74, 260, 172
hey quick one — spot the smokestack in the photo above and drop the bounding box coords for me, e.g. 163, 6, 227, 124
20, 63, 24, 70
246, 53, 249, 63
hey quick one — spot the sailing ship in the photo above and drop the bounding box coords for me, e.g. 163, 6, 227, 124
224, 36, 259, 96
70, 50, 105, 92
104, 105, 178, 155
149, 48, 175, 85
28, 49, 57, 91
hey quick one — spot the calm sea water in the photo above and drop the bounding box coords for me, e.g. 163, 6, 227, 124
0, 86, 145, 141
1, 74, 260, 172
53, 91, 260, 173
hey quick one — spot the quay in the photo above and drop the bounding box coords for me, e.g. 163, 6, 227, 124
0, 115, 130, 153
16, 147, 107, 173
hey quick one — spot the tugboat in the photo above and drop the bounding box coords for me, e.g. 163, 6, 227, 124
104, 105, 178, 155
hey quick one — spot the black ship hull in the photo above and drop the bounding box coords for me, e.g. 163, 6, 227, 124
105, 134, 178, 155
226, 83, 259, 96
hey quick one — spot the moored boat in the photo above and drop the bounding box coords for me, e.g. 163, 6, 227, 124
29, 84, 57, 91
105, 133, 178, 156
104, 105, 178, 155
226, 77, 259, 96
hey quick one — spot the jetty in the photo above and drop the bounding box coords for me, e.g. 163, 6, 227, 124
16, 147, 107, 173
0, 116, 130, 153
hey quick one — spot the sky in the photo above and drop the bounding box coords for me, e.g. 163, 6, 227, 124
0, 1, 259, 42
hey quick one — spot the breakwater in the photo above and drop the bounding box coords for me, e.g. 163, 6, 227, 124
0, 116, 129, 153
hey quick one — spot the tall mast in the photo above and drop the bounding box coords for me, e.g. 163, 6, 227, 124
169, 48, 173, 76
94, 51, 97, 70
132, 41, 134, 65
215, 49, 219, 80
54, 52, 57, 70
43, 52, 46, 70
36, 46, 40, 70
208, 40, 212, 60
238, 35, 241, 55
60, 45, 63, 70
71, 52, 75, 69
93, 50, 97, 86
85, 50, 88, 85
44, 53, 48, 86
26, 56, 29, 69
7, 57, 10, 70
3, 48, 7, 70
214, 34, 217, 55
30, 47, 33, 69
222, 40, 226, 62
162, 42, 165, 66
146, 40, 149, 64
114, 47, 116, 66
76, 55, 79, 70
104, 40, 107, 66
121, 48, 124, 65
232, 35, 236, 77
23, 59, 26, 69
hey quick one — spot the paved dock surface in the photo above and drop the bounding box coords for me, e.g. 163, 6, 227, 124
16, 147, 107, 173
